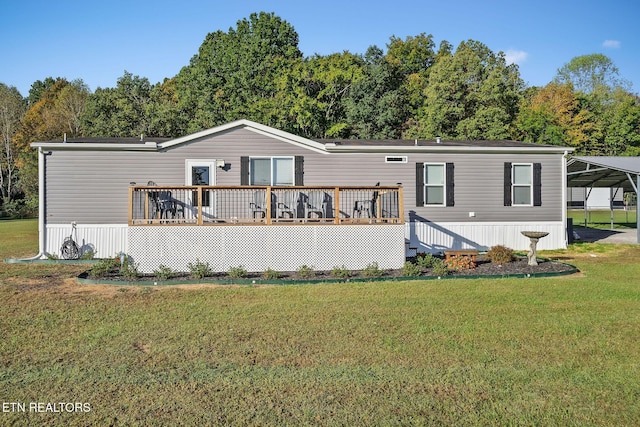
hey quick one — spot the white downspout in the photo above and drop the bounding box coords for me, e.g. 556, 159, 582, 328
562, 151, 569, 247
17, 147, 47, 260
37, 147, 46, 257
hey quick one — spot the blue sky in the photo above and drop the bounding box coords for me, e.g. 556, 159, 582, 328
1, 0, 638, 97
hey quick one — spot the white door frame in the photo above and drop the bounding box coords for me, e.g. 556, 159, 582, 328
185, 160, 217, 219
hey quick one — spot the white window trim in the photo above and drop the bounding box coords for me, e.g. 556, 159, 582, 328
249, 156, 295, 186
423, 162, 446, 207
512, 163, 533, 207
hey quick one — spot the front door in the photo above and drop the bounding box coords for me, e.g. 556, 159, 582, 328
186, 160, 216, 220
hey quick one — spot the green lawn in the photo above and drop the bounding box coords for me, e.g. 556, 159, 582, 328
568, 208, 637, 229
1, 220, 640, 426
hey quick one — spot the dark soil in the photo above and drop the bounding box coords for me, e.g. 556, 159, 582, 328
441, 256, 575, 277
83, 255, 576, 283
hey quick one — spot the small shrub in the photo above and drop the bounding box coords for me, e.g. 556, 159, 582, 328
296, 265, 315, 279
402, 261, 421, 277
445, 255, 476, 272
431, 260, 449, 277
46, 253, 59, 260
228, 265, 248, 279
80, 249, 96, 260
486, 245, 515, 264
362, 262, 384, 278
416, 253, 439, 269
153, 264, 175, 281
89, 257, 119, 278
120, 257, 140, 280
331, 265, 351, 279
262, 267, 282, 280
188, 259, 212, 279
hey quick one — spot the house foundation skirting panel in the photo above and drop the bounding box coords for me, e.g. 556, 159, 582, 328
406, 221, 566, 254
128, 225, 406, 274
46, 224, 128, 258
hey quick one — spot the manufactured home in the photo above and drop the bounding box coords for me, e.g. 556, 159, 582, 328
31, 119, 572, 273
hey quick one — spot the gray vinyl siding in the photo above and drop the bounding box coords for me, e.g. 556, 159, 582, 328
44, 128, 564, 224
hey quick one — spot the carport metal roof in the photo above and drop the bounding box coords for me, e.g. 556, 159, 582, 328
567, 156, 640, 192
566, 156, 639, 243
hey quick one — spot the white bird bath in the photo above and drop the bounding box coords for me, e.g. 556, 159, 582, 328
521, 231, 549, 266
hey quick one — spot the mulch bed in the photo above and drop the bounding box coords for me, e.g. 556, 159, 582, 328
82, 255, 576, 283
441, 256, 575, 276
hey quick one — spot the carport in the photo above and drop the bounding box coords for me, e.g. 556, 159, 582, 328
567, 156, 640, 243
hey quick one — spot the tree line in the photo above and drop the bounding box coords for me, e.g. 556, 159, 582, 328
1, 12, 639, 217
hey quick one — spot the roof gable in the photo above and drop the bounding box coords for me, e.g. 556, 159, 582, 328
158, 119, 328, 153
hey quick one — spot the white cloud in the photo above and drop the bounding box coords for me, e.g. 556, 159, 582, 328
504, 49, 528, 65
603, 40, 621, 49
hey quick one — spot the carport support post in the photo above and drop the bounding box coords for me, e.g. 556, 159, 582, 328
637, 174, 639, 244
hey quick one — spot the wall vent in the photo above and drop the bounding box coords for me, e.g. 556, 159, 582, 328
385, 156, 408, 164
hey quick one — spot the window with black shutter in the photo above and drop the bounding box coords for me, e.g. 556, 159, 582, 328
505, 162, 541, 206
416, 162, 454, 207
240, 156, 301, 186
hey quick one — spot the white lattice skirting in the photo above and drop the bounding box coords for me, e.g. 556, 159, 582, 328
128, 225, 406, 274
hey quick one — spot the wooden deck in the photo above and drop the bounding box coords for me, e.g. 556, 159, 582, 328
129, 185, 404, 226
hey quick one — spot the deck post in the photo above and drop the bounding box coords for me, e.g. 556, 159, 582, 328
334, 187, 340, 224
128, 187, 134, 225
144, 191, 150, 224
266, 186, 272, 225
197, 187, 203, 226
398, 186, 404, 224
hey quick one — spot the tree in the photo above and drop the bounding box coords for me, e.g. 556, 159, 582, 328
285, 52, 365, 138
385, 33, 436, 122
579, 88, 640, 155
82, 71, 152, 137
27, 77, 62, 106
343, 46, 408, 139
605, 90, 640, 155
146, 78, 188, 137
386, 33, 436, 77
0, 83, 26, 206
174, 12, 302, 132
554, 54, 630, 95
12, 78, 87, 211
411, 40, 523, 139
515, 83, 589, 146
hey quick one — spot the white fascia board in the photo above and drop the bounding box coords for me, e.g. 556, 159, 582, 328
157, 120, 249, 148
324, 144, 572, 155
157, 119, 329, 154
30, 141, 158, 151
245, 127, 328, 154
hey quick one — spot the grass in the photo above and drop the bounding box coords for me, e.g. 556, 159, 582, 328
568, 208, 637, 229
1, 220, 640, 425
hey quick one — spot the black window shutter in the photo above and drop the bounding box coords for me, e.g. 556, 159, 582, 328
533, 162, 542, 206
240, 156, 249, 185
416, 163, 424, 206
446, 163, 455, 207
504, 162, 512, 206
294, 156, 304, 186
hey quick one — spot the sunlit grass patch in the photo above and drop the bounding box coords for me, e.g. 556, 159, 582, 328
2, 219, 640, 425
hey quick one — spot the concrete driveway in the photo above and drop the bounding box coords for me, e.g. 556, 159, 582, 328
573, 227, 639, 244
